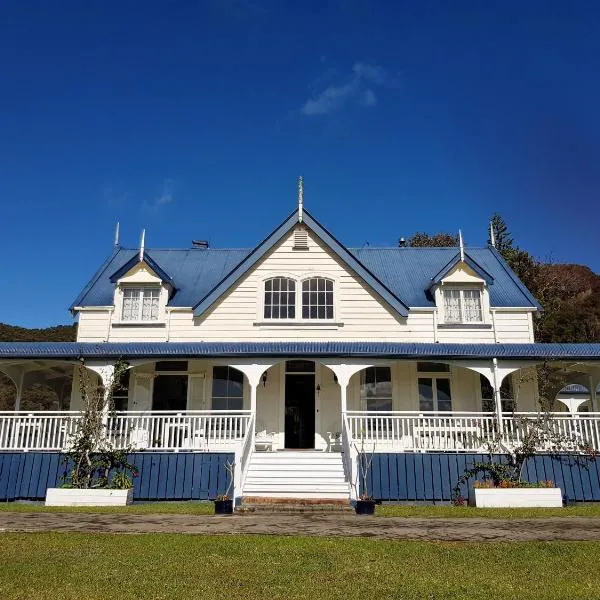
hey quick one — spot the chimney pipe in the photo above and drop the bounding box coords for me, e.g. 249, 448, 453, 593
192, 240, 210, 249
398, 237, 407, 248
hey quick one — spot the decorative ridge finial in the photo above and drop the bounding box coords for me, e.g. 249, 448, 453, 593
489, 220, 496, 247
298, 176, 303, 222
139, 229, 146, 262
459, 229, 465, 262
114, 222, 120, 247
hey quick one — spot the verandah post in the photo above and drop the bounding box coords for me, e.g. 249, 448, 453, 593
492, 358, 504, 435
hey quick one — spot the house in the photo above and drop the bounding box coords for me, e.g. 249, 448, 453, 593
1, 186, 600, 504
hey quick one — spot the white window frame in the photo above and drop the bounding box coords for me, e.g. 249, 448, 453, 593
259, 274, 337, 323
263, 277, 297, 320
360, 367, 393, 412
442, 287, 483, 324
417, 364, 453, 413
120, 286, 161, 322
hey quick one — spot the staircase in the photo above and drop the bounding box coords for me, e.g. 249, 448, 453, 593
242, 451, 350, 500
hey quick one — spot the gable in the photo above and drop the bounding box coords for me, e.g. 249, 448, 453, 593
440, 262, 486, 285
195, 225, 406, 325
192, 210, 409, 318
117, 261, 163, 284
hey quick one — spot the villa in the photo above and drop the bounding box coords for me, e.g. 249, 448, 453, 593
1, 184, 600, 504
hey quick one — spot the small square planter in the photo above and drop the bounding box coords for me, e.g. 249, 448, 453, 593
46, 488, 133, 507
471, 488, 562, 508
355, 500, 376, 515
214, 499, 234, 515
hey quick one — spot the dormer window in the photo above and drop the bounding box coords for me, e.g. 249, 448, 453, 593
443, 289, 482, 324
122, 286, 160, 321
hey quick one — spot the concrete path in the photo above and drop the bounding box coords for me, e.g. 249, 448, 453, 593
2, 512, 600, 541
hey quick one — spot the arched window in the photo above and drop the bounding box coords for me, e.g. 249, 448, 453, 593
301, 277, 334, 319
264, 277, 296, 319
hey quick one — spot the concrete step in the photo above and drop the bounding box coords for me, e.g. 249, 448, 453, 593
242, 491, 350, 499
238, 500, 353, 514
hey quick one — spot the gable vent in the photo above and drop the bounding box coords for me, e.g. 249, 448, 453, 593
293, 227, 309, 251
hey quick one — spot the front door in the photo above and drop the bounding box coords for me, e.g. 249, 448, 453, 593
284, 361, 315, 449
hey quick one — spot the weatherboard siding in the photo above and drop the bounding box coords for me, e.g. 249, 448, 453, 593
76, 228, 534, 343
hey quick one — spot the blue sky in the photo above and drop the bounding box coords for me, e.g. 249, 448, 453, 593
1, 1, 599, 327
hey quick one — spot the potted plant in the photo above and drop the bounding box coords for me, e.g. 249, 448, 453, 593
454, 410, 596, 508
46, 361, 139, 507
354, 436, 376, 515
214, 461, 234, 515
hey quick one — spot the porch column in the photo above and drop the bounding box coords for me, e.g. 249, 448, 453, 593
492, 358, 504, 434
590, 375, 598, 412
85, 364, 116, 427
0, 366, 26, 411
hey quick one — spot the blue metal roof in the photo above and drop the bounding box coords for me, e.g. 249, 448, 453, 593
71, 210, 541, 312
1, 342, 599, 360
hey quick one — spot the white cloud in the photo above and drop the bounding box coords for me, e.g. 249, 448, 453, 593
300, 61, 396, 117
143, 180, 175, 213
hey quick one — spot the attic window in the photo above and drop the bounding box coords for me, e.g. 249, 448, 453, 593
443, 289, 482, 324
293, 227, 309, 250
122, 286, 160, 321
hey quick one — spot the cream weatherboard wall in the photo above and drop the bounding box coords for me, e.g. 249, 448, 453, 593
75, 226, 535, 343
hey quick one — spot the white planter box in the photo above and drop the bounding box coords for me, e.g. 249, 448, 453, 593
45, 488, 133, 507
471, 487, 562, 508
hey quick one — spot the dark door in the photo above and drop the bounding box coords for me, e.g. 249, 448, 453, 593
285, 373, 315, 449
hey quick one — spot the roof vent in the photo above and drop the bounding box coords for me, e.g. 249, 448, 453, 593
398, 237, 407, 248
192, 240, 209, 249
293, 227, 309, 251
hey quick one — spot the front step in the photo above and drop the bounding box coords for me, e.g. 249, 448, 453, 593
243, 451, 350, 500
238, 500, 353, 514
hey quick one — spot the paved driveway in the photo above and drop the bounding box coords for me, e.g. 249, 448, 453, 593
2, 512, 600, 541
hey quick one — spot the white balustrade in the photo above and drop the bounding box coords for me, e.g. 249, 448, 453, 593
0, 411, 252, 452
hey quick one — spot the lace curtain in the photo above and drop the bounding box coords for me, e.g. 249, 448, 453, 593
443, 290, 462, 323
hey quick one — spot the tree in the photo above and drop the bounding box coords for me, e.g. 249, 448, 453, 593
489, 213, 514, 255
408, 232, 459, 247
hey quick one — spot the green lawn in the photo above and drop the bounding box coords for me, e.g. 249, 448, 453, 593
3, 501, 600, 518
0, 533, 598, 599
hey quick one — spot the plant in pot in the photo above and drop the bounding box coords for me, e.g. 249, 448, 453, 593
214, 461, 235, 515
46, 360, 139, 507
354, 435, 376, 515
453, 411, 596, 507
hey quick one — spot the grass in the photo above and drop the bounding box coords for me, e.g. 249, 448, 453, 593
0, 533, 599, 599
3, 501, 600, 518
0, 501, 214, 515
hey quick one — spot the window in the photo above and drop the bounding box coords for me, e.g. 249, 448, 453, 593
361, 367, 392, 411
419, 377, 452, 412
122, 287, 160, 321
302, 277, 334, 319
443, 289, 482, 324
212, 366, 244, 410
112, 370, 130, 411
480, 374, 515, 412
417, 362, 450, 373
264, 278, 296, 319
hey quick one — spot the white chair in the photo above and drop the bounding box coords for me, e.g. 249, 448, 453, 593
129, 427, 150, 449
255, 421, 275, 451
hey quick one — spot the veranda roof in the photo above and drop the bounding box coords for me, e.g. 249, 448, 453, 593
0, 342, 599, 361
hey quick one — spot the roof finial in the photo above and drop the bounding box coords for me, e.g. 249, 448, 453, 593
139, 229, 146, 262
298, 176, 303, 223
114, 222, 120, 247
459, 229, 465, 262
489, 220, 496, 248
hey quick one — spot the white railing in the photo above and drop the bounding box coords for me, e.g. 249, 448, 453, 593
237, 413, 255, 501
345, 411, 600, 453
346, 411, 503, 453
0, 411, 252, 452
0, 412, 82, 451
341, 414, 358, 500
502, 412, 600, 452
